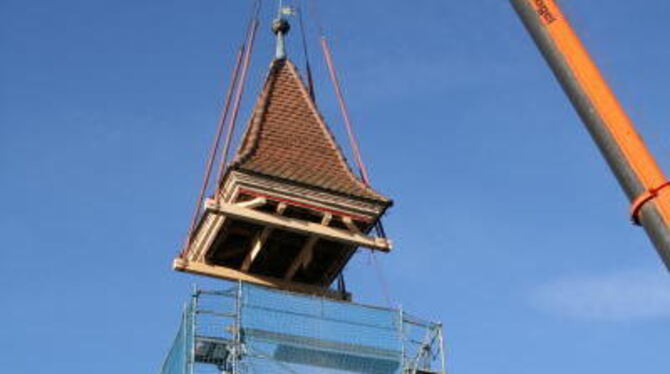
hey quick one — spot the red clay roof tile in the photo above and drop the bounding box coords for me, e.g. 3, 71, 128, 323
232, 59, 390, 203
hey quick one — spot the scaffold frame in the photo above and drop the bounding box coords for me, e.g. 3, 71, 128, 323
159, 282, 446, 374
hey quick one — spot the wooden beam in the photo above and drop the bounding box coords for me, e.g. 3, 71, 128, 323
235, 197, 267, 209
205, 199, 391, 251
276, 202, 287, 214
187, 213, 227, 262
284, 236, 318, 280
284, 213, 332, 280
173, 257, 348, 300
341, 216, 361, 235
241, 227, 272, 272
240, 202, 287, 272
321, 212, 333, 226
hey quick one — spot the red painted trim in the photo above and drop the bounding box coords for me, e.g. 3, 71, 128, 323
238, 188, 372, 223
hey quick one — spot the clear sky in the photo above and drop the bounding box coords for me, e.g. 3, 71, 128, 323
2, 0, 670, 373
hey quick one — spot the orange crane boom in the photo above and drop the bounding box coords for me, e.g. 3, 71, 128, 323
510, 0, 670, 270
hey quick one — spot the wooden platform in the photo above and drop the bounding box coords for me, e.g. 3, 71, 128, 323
173, 257, 349, 299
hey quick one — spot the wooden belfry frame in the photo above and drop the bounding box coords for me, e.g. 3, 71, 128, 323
174, 55, 392, 299
174, 7, 393, 299
175, 177, 391, 298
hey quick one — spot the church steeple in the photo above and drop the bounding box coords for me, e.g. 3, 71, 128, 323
233, 58, 389, 202
174, 11, 391, 299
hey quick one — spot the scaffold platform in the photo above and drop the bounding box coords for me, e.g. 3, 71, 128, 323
159, 282, 446, 374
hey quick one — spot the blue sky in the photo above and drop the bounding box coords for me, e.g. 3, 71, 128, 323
2, 0, 670, 373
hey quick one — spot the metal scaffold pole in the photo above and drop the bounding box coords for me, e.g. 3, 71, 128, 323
438, 324, 447, 374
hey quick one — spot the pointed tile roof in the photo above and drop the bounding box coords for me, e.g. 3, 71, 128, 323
232, 59, 390, 204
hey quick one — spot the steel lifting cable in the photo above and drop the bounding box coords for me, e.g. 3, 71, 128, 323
181, 0, 262, 256
321, 38, 372, 185
297, 2, 315, 100
182, 48, 245, 255
307, 0, 394, 306
370, 251, 394, 306
305, 1, 370, 184
216, 0, 262, 185
218, 17, 260, 182
307, 3, 384, 225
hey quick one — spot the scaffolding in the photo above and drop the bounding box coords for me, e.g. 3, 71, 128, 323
159, 282, 446, 374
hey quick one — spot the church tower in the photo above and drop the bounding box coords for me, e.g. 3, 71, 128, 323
160, 6, 446, 374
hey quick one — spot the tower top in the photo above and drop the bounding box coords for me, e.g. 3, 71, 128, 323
175, 13, 392, 296
232, 58, 390, 203
272, 7, 292, 60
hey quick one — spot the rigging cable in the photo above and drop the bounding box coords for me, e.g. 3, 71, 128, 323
298, 2, 315, 100
307, 0, 369, 184
181, 0, 262, 256
308, 0, 394, 305
320, 37, 371, 185
182, 47, 244, 256
370, 251, 394, 307
217, 2, 262, 182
